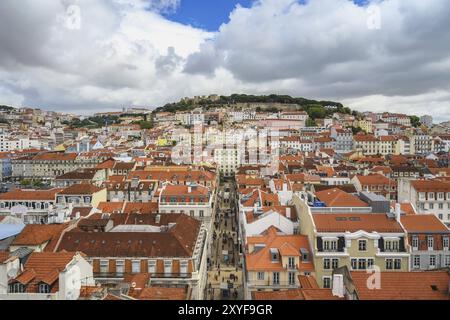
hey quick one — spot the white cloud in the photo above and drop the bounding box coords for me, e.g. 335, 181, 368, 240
0, 0, 449, 122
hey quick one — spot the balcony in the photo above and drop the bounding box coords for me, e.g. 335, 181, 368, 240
285, 264, 298, 271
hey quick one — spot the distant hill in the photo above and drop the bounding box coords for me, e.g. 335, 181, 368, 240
0, 105, 15, 112
155, 94, 352, 120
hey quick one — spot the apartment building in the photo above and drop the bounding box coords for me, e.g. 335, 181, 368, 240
400, 214, 450, 270
56, 183, 107, 208
0, 188, 63, 224
104, 179, 157, 202
56, 214, 208, 300
158, 183, 214, 221
398, 179, 450, 226
214, 148, 241, 177
0, 252, 94, 300
244, 227, 314, 298
330, 128, 353, 153
294, 195, 409, 289
351, 174, 397, 200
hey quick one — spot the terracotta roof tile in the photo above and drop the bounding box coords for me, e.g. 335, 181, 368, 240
58, 183, 104, 195
351, 271, 450, 300
400, 214, 450, 233
313, 213, 404, 233
12, 224, 69, 247
315, 188, 369, 207
0, 188, 62, 201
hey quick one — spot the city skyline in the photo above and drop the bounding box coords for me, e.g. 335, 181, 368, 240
0, 0, 450, 121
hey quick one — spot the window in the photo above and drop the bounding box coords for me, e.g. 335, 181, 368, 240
358, 259, 367, 270
444, 237, 449, 250
270, 249, 279, 261
413, 256, 420, 269
445, 256, 450, 267
116, 260, 125, 275
323, 258, 331, 270
272, 272, 280, 285
351, 258, 358, 270
439, 203, 444, 210
332, 259, 339, 269
9, 283, 25, 293
257, 272, 265, 280
131, 260, 141, 274
199, 210, 204, 217
429, 203, 434, 210
38, 283, 50, 294
385, 240, 399, 252
394, 259, 402, 270
148, 260, 156, 275
288, 257, 295, 269
429, 255, 436, 268
358, 240, 367, 251
100, 259, 109, 273
288, 272, 296, 285
324, 240, 337, 252
412, 236, 419, 249
386, 259, 393, 270
323, 277, 331, 289
190, 210, 195, 217
180, 260, 189, 276
427, 236, 434, 250
367, 259, 374, 269
164, 260, 172, 275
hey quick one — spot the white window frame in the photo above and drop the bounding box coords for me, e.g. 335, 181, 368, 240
100, 259, 109, 273
148, 260, 156, 275
413, 255, 420, 269
116, 260, 125, 275
131, 260, 141, 274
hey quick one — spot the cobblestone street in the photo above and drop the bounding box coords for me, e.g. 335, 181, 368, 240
205, 179, 244, 300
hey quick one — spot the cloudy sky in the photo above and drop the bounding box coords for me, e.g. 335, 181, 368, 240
0, 0, 449, 121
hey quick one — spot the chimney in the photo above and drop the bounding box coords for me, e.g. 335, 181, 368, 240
283, 183, 288, 191
286, 207, 291, 219
332, 274, 345, 298
395, 203, 401, 222
188, 186, 192, 193
155, 214, 161, 224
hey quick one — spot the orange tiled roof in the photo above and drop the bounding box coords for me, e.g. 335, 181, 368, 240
313, 213, 404, 233
252, 288, 342, 300
351, 271, 450, 300
58, 183, 104, 195
0, 188, 62, 201
246, 228, 314, 272
315, 188, 369, 207
411, 180, 450, 192
135, 287, 187, 300
12, 224, 69, 247
400, 215, 450, 233
355, 174, 392, 185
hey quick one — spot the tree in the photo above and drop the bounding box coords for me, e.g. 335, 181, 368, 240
308, 106, 326, 120
410, 116, 421, 128
306, 118, 317, 127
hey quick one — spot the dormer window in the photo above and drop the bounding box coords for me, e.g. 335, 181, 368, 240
270, 248, 279, 262
9, 283, 25, 293
38, 283, 51, 294
300, 248, 309, 262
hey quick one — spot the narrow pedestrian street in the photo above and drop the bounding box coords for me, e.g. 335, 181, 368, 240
205, 178, 244, 300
